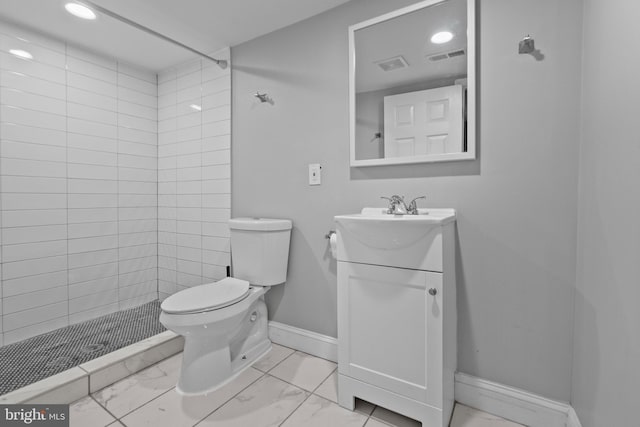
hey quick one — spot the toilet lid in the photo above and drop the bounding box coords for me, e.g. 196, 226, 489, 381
161, 277, 251, 314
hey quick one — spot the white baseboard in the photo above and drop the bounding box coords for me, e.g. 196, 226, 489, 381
455, 372, 574, 427
267, 321, 582, 427
268, 321, 338, 362
566, 406, 583, 427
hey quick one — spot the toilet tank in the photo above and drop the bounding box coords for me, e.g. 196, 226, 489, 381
229, 218, 292, 286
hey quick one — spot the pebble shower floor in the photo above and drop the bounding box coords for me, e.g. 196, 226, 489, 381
0, 301, 165, 396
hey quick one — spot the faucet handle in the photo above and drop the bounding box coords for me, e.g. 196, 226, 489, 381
381, 195, 406, 213
382, 195, 409, 214
380, 196, 395, 214
407, 196, 426, 214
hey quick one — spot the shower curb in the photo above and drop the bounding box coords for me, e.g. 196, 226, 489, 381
0, 331, 184, 404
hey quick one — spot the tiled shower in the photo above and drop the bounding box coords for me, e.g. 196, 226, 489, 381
0, 21, 231, 348
157, 58, 231, 300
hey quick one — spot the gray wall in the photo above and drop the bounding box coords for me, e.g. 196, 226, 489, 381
232, 0, 582, 401
571, 0, 640, 424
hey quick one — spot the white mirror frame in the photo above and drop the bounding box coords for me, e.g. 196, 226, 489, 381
349, 0, 476, 167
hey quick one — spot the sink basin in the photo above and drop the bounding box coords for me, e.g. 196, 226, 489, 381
334, 207, 456, 270
334, 208, 455, 250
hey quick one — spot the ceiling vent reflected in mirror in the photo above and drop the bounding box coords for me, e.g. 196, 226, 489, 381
426, 49, 465, 62
375, 55, 409, 72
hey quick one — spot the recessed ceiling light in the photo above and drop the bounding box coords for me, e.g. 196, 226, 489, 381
431, 31, 454, 44
65, 2, 97, 20
189, 104, 202, 112
9, 49, 33, 60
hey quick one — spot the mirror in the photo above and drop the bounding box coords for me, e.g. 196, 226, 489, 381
349, 0, 476, 167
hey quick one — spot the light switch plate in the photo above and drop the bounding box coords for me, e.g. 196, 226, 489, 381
308, 163, 321, 185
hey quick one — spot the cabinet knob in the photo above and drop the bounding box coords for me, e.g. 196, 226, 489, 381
428, 288, 437, 296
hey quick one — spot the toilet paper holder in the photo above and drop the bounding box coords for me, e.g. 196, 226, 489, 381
326, 230, 338, 259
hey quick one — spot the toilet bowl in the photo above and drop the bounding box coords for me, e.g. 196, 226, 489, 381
160, 218, 292, 395
160, 279, 271, 395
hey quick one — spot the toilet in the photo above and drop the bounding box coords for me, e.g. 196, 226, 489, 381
160, 217, 292, 395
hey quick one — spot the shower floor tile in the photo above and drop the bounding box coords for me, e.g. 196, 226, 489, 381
0, 301, 165, 396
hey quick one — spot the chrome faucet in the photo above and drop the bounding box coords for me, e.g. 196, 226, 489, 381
407, 196, 426, 215
381, 195, 426, 215
381, 195, 408, 215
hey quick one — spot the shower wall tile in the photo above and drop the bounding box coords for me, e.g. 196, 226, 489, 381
2, 301, 67, 334
0, 21, 159, 345
2, 224, 67, 245
0, 53, 65, 84
3, 317, 68, 346
2, 255, 67, 280
0, 103, 3, 343
119, 62, 156, 84
66, 45, 114, 67
3, 286, 67, 315
2, 271, 67, 298
0, 33, 65, 66
66, 56, 117, 84
117, 62, 158, 310
69, 277, 118, 302
157, 48, 231, 298
68, 303, 120, 325
3, 240, 67, 263
66, 51, 119, 321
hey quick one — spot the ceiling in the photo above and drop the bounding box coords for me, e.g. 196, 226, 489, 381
0, 0, 352, 71
355, 0, 467, 93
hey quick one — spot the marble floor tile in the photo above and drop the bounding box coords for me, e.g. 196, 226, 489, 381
313, 372, 375, 416
121, 367, 263, 427
69, 343, 527, 427
92, 353, 182, 418
281, 394, 368, 427
313, 370, 337, 402
268, 351, 337, 392
365, 418, 394, 427
69, 396, 115, 427
370, 405, 421, 427
198, 374, 308, 427
450, 404, 525, 427
252, 343, 295, 373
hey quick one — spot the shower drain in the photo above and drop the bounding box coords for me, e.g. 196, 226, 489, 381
80, 343, 107, 354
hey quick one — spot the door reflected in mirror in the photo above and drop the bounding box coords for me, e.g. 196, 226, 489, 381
349, 0, 476, 167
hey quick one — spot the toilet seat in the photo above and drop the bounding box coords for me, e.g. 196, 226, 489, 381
161, 277, 251, 314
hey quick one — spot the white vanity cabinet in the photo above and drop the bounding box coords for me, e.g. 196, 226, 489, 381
335, 209, 456, 427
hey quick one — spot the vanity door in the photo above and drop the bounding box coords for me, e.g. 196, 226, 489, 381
337, 261, 443, 407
